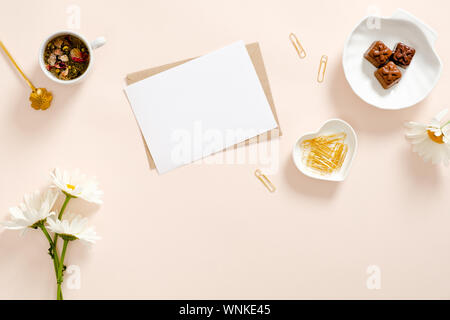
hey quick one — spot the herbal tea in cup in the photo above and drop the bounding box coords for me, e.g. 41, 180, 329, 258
44, 35, 90, 81
39, 31, 106, 85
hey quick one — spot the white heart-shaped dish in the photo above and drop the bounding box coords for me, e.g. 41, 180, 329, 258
292, 119, 358, 182
343, 9, 442, 110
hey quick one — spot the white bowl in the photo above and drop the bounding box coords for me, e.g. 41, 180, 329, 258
292, 119, 358, 182
343, 9, 442, 110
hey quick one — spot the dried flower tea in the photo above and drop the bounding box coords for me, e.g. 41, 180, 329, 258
44, 35, 89, 80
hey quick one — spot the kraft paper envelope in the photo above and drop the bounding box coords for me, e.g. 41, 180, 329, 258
126, 42, 282, 170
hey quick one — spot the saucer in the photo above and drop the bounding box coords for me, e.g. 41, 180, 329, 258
343, 9, 442, 110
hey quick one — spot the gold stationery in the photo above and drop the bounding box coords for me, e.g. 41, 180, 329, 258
289, 33, 306, 59
301, 132, 348, 175
255, 169, 276, 193
317, 55, 328, 83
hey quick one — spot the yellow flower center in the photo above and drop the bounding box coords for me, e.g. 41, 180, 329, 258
66, 184, 76, 190
427, 130, 445, 144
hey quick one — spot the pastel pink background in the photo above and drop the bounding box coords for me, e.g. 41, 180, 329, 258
0, 0, 449, 299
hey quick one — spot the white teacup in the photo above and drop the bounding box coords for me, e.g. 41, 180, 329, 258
39, 30, 106, 85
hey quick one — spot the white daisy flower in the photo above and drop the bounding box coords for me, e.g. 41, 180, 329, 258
2, 189, 58, 234
47, 213, 100, 244
405, 109, 450, 165
51, 168, 103, 204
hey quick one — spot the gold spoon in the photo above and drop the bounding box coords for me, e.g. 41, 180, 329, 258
0, 41, 52, 110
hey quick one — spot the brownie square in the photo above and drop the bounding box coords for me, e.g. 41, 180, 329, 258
391, 42, 416, 68
374, 61, 402, 89
364, 41, 392, 68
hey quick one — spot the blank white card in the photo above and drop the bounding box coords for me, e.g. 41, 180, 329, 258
125, 41, 277, 174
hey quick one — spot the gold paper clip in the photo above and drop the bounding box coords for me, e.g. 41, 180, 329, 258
255, 169, 276, 193
289, 33, 306, 59
317, 55, 328, 83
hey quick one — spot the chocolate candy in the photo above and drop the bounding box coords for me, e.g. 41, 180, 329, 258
374, 61, 402, 89
391, 42, 416, 68
364, 41, 392, 68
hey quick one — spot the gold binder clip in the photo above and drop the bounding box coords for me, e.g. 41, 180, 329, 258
317, 55, 328, 83
289, 33, 306, 59
255, 169, 276, 193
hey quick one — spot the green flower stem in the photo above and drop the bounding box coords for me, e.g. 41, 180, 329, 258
39, 224, 59, 276
58, 193, 72, 220
57, 239, 69, 301
52, 194, 72, 300
53, 194, 72, 252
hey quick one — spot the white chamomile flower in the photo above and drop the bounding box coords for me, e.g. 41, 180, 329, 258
2, 189, 58, 234
405, 108, 450, 165
47, 213, 100, 244
51, 168, 103, 204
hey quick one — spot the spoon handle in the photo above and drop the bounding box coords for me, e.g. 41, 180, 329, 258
0, 41, 36, 91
